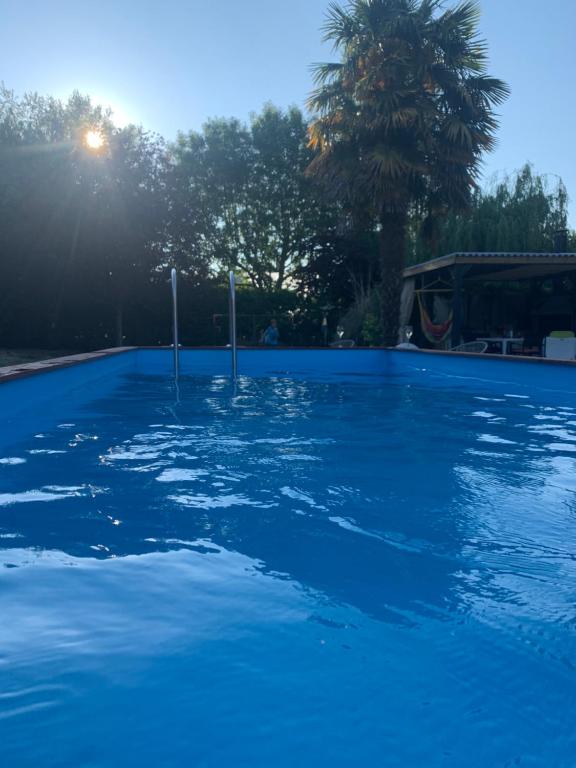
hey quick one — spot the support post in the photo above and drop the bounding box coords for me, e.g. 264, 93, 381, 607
451, 265, 465, 348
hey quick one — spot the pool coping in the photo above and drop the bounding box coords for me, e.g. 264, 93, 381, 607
0, 345, 575, 385
0, 347, 138, 383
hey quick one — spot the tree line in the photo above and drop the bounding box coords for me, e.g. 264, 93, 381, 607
0, 0, 573, 350
0, 88, 375, 348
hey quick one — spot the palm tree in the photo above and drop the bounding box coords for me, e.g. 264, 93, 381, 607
307, 0, 509, 344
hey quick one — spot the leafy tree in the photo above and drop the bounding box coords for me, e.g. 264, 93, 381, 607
166, 117, 252, 283
169, 105, 339, 291
409, 164, 570, 261
0, 87, 168, 347
307, 0, 509, 343
296, 221, 379, 309
80, 125, 169, 344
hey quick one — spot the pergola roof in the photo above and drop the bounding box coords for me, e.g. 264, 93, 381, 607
404, 252, 576, 282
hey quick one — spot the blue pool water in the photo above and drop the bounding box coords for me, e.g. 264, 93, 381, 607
2, 368, 576, 766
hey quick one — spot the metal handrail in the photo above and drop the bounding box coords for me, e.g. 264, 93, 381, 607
229, 271, 238, 379
171, 268, 180, 379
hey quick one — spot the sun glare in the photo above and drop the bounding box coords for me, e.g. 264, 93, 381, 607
85, 130, 105, 150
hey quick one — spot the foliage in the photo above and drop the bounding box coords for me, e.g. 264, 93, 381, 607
168, 105, 339, 291
0, 74, 573, 352
296, 222, 380, 308
307, 0, 509, 342
408, 164, 570, 262
0, 90, 357, 349
359, 312, 383, 346
0, 86, 168, 347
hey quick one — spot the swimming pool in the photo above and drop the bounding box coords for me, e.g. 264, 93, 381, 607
1, 349, 576, 766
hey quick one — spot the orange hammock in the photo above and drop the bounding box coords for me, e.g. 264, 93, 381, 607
417, 293, 453, 345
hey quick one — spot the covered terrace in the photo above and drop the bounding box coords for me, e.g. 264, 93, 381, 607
401, 252, 576, 355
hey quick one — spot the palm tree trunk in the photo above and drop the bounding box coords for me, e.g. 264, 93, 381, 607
379, 209, 407, 346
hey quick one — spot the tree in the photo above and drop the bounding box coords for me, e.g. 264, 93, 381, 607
168, 105, 339, 291
0, 87, 168, 348
417, 164, 570, 259
80, 125, 169, 344
307, 0, 509, 343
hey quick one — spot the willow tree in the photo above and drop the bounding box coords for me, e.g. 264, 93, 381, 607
308, 0, 509, 343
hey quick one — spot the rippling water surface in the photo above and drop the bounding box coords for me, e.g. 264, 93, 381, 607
2, 373, 576, 767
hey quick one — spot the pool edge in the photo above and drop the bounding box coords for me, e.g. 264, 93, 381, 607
0, 347, 138, 384
1, 345, 576, 388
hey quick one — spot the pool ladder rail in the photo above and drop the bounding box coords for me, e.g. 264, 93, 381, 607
171, 269, 238, 381
229, 271, 238, 380
171, 268, 180, 380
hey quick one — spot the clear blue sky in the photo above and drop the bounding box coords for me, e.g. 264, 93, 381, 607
1, 0, 575, 225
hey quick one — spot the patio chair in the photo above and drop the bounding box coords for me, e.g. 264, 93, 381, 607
451, 341, 488, 354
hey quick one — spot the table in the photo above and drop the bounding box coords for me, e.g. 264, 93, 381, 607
477, 337, 524, 355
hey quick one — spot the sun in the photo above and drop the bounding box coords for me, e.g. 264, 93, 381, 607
85, 130, 105, 150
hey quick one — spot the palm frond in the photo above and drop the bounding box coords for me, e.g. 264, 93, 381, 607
370, 107, 420, 133
416, 0, 443, 22
465, 75, 511, 106
322, 2, 360, 47
438, 0, 482, 37
310, 61, 344, 86
460, 42, 490, 74
442, 117, 474, 148
367, 144, 421, 183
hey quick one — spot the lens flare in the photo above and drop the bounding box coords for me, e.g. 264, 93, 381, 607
85, 130, 105, 150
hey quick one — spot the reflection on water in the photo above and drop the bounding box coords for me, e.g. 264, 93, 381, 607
1, 374, 576, 766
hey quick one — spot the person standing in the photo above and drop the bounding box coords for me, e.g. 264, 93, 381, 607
263, 319, 279, 346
